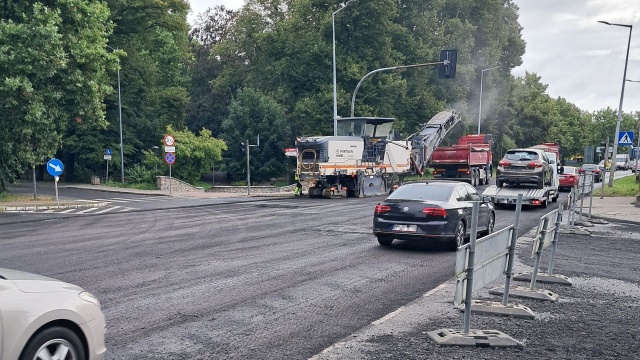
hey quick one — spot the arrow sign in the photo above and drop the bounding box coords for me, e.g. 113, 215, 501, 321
618, 131, 634, 145
46, 158, 64, 177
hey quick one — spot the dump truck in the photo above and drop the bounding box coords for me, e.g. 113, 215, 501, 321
295, 111, 461, 198
429, 134, 493, 186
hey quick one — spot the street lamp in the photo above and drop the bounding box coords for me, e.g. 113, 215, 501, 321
598, 20, 632, 187
478, 66, 501, 135
351, 61, 445, 117
332, 0, 357, 136
106, 45, 125, 183
151, 145, 159, 172
626, 79, 640, 173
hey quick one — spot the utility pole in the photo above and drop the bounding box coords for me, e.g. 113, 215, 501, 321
245, 135, 260, 195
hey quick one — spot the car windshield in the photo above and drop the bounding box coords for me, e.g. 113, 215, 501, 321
387, 184, 453, 202
505, 150, 539, 161
582, 164, 597, 170
563, 166, 576, 174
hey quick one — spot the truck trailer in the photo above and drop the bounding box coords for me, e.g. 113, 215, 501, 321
429, 134, 493, 186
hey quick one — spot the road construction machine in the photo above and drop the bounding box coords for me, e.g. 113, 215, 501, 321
295, 110, 461, 198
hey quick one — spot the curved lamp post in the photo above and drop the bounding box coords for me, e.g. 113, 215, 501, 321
106, 45, 125, 183
598, 20, 632, 187
350, 62, 444, 117
332, 0, 357, 136
478, 66, 501, 135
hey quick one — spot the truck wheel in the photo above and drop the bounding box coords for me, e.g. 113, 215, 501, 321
477, 170, 484, 186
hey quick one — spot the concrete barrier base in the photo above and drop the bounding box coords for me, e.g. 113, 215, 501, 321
457, 300, 536, 319
489, 285, 559, 302
428, 328, 523, 348
559, 225, 590, 235
512, 272, 572, 286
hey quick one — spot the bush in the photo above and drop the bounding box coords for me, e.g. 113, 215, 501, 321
126, 164, 154, 184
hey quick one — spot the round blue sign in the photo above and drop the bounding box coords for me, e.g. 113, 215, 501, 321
47, 158, 64, 177
105, 148, 112, 155
164, 152, 175, 165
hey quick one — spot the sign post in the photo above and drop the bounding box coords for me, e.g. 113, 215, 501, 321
46, 158, 64, 206
104, 148, 112, 183
164, 134, 176, 195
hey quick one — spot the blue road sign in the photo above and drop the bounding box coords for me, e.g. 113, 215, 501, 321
164, 152, 176, 165
46, 158, 64, 177
618, 131, 634, 145
105, 148, 112, 155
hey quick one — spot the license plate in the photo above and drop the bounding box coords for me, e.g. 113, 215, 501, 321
392, 224, 417, 232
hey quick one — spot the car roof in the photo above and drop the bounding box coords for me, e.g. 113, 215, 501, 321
402, 180, 464, 188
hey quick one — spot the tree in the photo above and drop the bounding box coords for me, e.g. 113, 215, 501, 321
222, 88, 290, 183
165, 126, 227, 184
0, 1, 113, 191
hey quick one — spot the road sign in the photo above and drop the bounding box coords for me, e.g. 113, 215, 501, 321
164, 146, 176, 153
164, 134, 175, 146
105, 148, 112, 155
104, 155, 112, 160
165, 152, 176, 165
618, 131, 634, 145
284, 148, 298, 157
46, 158, 64, 177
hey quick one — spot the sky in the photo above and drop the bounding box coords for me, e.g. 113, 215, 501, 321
187, 0, 640, 114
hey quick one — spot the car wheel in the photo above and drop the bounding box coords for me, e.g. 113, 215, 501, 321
20, 326, 85, 360
542, 192, 549, 208
481, 212, 495, 236
537, 179, 544, 189
451, 221, 466, 251
497, 180, 504, 188
376, 235, 393, 246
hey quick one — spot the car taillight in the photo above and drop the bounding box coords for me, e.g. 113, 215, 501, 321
498, 160, 511, 166
527, 161, 543, 168
375, 204, 391, 214
578, 168, 584, 173
594, 169, 600, 174
422, 207, 447, 217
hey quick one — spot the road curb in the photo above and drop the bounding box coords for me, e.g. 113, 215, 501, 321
576, 211, 640, 226
0, 202, 108, 212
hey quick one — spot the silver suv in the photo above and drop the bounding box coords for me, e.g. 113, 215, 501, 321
496, 148, 553, 189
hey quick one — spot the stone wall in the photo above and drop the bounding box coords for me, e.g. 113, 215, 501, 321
156, 176, 204, 192
207, 184, 296, 194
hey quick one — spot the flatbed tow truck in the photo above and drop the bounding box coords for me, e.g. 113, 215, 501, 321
481, 184, 558, 208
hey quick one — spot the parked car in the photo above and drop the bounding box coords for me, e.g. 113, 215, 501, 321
579, 163, 602, 182
496, 148, 553, 189
372, 181, 495, 250
0, 268, 106, 360
559, 166, 579, 191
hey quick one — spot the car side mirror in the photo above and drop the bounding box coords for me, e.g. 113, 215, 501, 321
482, 196, 492, 204
549, 159, 555, 164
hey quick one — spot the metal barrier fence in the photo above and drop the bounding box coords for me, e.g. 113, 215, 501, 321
429, 192, 575, 348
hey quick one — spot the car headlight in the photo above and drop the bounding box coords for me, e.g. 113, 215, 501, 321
79, 291, 101, 308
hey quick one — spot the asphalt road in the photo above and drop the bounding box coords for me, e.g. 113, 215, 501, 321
0, 187, 565, 359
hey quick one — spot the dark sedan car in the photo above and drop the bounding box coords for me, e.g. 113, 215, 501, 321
579, 163, 602, 182
372, 181, 495, 250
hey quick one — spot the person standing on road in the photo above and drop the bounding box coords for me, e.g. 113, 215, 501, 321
294, 172, 302, 196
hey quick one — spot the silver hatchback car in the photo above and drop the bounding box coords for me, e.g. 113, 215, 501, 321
496, 148, 553, 189
0, 268, 106, 360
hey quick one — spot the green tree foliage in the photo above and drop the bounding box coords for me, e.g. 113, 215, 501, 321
0, 1, 113, 190
166, 125, 227, 184
222, 88, 290, 182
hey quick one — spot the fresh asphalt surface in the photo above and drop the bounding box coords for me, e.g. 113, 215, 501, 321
1, 177, 576, 360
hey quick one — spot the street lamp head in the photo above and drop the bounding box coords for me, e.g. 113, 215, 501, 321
598, 20, 632, 28
598, 20, 611, 25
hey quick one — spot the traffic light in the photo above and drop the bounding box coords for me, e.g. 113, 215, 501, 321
239, 142, 246, 153
439, 50, 458, 79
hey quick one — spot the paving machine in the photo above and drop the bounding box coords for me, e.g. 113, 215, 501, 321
295, 110, 461, 198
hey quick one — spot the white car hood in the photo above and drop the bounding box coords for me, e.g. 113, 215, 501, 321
0, 268, 84, 293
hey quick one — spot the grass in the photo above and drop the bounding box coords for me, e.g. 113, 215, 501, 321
0, 193, 54, 203
193, 181, 213, 190
598, 175, 640, 197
